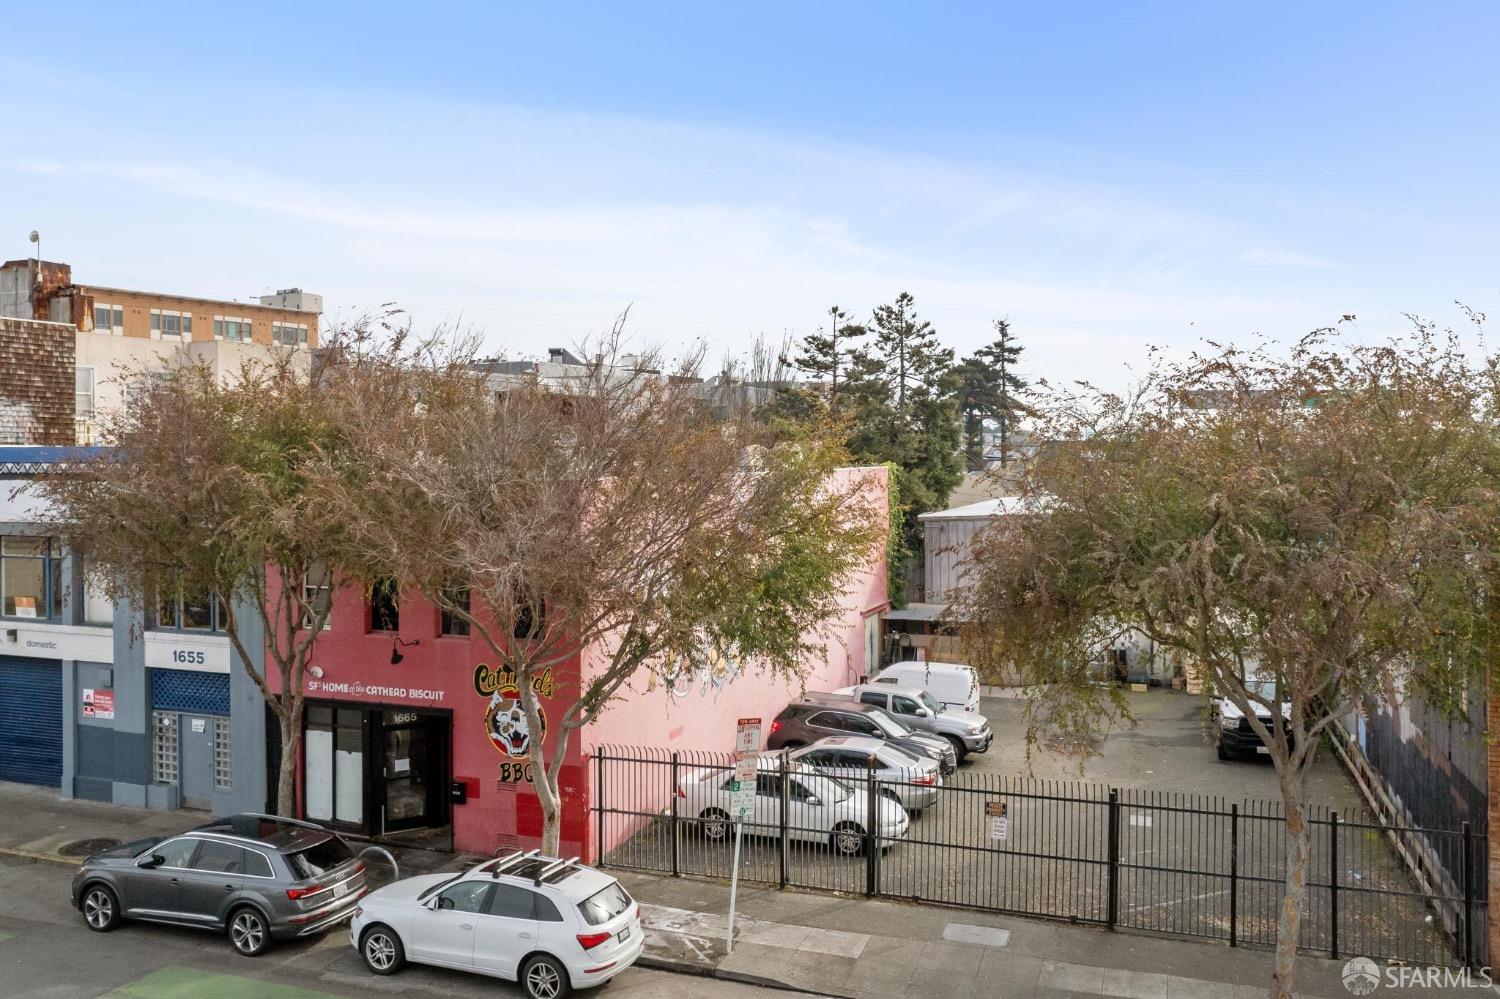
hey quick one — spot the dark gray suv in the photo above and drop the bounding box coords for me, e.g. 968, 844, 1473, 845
70, 813, 368, 956
767, 699, 958, 774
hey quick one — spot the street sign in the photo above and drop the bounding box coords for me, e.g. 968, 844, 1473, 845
986, 801, 1009, 842
735, 717, 762, 754
730, 756, 757, 819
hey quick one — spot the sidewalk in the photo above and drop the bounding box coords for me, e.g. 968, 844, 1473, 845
621, 870, 1473, 999
0, 782, 1472, 998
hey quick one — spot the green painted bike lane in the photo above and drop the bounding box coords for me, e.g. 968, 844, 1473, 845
104, 966, 347, 999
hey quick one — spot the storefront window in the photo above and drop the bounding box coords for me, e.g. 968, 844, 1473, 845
1, 536, 59, 620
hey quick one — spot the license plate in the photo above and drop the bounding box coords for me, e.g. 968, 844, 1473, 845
1255, 746, 1269, 755
333, 881, 349, 897
618, 926, 631, 943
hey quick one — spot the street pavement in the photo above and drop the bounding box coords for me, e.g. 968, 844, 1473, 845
0, 854, 773, 998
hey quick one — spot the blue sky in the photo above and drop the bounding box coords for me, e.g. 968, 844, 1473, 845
4, 2, 1497, 387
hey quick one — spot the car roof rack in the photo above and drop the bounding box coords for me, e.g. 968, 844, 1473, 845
491, 848, 541, 879
533, 856, 580, 886
190, 813, 327, 836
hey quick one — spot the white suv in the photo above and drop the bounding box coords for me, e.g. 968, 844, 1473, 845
350, 851, 642, 999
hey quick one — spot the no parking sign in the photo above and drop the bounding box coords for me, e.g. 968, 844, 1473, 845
986, 801, 1009, 842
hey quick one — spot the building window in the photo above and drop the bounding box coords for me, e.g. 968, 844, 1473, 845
272, 322, 309, 346
1, 536, 61, 620
152, 581, 223, 633
92, 304, 123, 335
150, 309, 193, 339
213, 717, 232, 790
75, 368, 95, 421
441, 588, 470, 636
303, 563, 333, 629
213, 316, 253, 342
152, 711, 180, 785
82, 573, 114, 626
369, 578, 399, 632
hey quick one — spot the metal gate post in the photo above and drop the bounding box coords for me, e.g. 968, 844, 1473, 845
1329, 810, 1340, 960
595, 749, 606, 865
1229, 803, 1239, 947
1463, 821, 1475, 967
1106, 788, 1120, 930
778, 752, 789, 888
865, 767, 878, 896
670, 751, 681, 877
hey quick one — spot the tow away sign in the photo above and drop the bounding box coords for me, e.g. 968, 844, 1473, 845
731, 718, 761, 819
986, 801, 1009, 841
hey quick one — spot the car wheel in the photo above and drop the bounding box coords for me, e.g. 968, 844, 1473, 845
831, 822, 865, 856
943, 735, 968, 761
361, 925, 405, 975
699, 807, 731, 844
521, 953, 572, 999
81, 884, 121, 932
1216, 739, 1230, 761
227, 906, 271, 957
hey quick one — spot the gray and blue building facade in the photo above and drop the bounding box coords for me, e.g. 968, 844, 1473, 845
0, 446, 268, 816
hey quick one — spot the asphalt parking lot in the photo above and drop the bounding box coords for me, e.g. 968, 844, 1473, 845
603, 686, 1453, 967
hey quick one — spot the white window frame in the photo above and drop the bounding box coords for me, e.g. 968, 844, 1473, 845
91, 303, 124, 336
75, 367, 95, 421
150, 309, 194, 341
213, 315, 254, 343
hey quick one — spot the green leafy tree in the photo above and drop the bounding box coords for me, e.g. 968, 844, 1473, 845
789, 305, 870, 412
973, 318, 1029, 468
957, 328, 1498, 998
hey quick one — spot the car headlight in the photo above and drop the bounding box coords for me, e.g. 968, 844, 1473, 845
966, 723, 983, 734
1220, 715, 1237, 730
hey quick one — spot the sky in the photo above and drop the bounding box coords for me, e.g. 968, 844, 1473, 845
4, 2, 1498, 389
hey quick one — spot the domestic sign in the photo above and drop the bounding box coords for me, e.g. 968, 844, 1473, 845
81, 688, 115, 720
986, 801, 1009, 842
1, 623, 114, 664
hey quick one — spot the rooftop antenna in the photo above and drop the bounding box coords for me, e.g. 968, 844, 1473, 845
28, 230, 39, 286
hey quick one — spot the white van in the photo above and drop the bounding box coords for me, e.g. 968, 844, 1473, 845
866, 660, 980, 714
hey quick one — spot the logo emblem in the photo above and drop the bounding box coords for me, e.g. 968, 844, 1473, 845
1341, 957, 1380, 995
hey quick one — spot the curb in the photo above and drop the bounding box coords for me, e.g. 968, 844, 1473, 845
636, 953, 853, 997
0, 845, 75, 868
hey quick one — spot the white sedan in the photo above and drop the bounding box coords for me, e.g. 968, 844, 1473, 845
787, 736, 943, 812
678, 754, 909, 856
350, 851, 642, 999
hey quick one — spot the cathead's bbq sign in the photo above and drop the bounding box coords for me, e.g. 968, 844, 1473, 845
473, 663, 555, 784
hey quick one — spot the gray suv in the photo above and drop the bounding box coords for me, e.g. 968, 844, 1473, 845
768, 698, 957, 774
834, 685, 991, 761
70, 813, 368, 956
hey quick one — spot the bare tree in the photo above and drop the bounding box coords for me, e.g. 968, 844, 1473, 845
315, 331, 884, 854
957, 327, 1498, 998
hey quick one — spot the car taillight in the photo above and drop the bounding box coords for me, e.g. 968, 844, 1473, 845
287, 884, 323, 901
577, 931, 612, 950
914, 774, 937, 785
677, 786, 686, 798
770, 720, 782, 734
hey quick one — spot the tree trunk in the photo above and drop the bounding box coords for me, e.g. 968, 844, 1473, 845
1271, 784, 1312, 999
275, 703, 302, 817
519, 674, 563, 856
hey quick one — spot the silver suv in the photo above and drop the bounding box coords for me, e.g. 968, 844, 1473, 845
70, 813, 368, 956
832, 684, 992, 760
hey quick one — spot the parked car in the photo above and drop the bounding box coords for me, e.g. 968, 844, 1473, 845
1212, 677, 1293, 760
786, 736, 942, 812
70, 813, 367, 956
767, 697, 957, 774
828, 683, 991, 760
866, 660, 981, 714
678, 753, 910, 855
350, 851, 641, 999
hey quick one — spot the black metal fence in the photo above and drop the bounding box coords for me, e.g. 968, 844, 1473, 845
593, 745, 1486, 969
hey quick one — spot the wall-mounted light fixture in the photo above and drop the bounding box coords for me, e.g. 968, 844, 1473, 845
308, 666, 325, 680
390, 637, 420, 665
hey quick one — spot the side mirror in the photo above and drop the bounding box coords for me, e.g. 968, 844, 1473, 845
917, 707, 933, 718
438, 897, 455, 911
806, 796, 823, 807
137, 854, 162, 869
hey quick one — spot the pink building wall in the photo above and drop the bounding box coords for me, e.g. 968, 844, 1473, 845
581, 465, 890, 858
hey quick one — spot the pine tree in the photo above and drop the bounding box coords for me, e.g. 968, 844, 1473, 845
789, 305, 869, 412
972, 318, 1028, 468
951, 357, 998, 472
869, 292, 952, 415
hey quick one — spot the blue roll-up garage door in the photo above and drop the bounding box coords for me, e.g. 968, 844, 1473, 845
0, 656, 63, 787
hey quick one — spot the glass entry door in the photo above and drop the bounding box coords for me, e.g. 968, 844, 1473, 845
380, 710, 445, 832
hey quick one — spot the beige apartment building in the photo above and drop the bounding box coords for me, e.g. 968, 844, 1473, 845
0, 258, 320, 444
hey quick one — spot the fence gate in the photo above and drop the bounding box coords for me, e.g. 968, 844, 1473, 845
593, 745, 1485, 970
